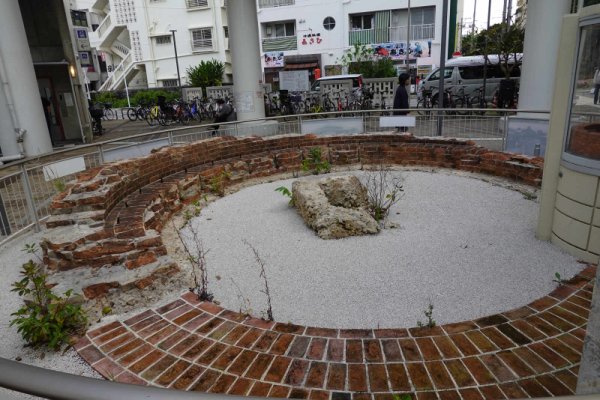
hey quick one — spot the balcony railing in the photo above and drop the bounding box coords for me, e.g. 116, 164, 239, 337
258, 0, 294, 8
97, 14, 112, 38
262, 36, 297, 52
349, 24, 435, 45
99, 53, 133, 91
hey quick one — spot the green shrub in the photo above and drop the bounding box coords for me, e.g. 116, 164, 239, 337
187, 59, 225, 89
302, 148, 331, 175
11, 250, 87, 350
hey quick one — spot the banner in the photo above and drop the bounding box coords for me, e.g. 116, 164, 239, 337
370, 40, 433, 60
264, 52, 284, 68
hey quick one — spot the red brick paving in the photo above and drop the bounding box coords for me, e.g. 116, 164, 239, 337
77, 265, 596, 399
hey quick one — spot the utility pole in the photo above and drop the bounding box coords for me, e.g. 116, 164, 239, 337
436, 0, 449, 137
472, 0, 477, 35
507, 0, 513, 25
406, 0, 411, 71
170, 29, 182, 95
502, 0, 508, 25
481, 0, 492, 108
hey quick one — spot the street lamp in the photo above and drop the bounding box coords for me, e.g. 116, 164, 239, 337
170, 29, 182, 93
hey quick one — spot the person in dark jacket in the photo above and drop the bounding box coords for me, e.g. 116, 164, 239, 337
212, 98, 235, 136
393, 73, 411, 132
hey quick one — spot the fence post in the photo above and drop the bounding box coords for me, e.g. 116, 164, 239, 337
20, 164, 40, 233
297, 114, 302, 135
502, 111, 510, 151
98, 144, 105, 165
168, 131, 174, 146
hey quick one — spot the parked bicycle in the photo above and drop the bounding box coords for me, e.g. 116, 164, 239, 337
417, 89, 434, 116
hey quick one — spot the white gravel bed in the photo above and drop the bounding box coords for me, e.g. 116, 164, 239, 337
178, 168, 584, 329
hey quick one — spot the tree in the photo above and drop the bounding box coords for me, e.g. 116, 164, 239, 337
186, 59, 225, 90
338, 43, 397, 78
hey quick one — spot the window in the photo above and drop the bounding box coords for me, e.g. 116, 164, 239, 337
223, 26, 229, 38
186, 0, 208, 9
71, 10, 88, 27
154, 35, 172, 45
323, 17, 335, 31
264, 21, 295, 37
564, 19, 600, 170
161, 79, 178, 87
190, 28, 213, 51
428, 68, 453, 81
458, 66, 484, 80
351, 14, 373, 30
410, 6, 435, 25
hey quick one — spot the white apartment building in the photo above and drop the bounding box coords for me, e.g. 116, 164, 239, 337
81, 0, 232, 91
257, 0, 462, 86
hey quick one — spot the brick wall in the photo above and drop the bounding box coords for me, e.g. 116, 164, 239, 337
42, 134, 543, 300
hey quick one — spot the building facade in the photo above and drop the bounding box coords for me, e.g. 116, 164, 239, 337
82, 0, 232, 91
257, 0, 457, 88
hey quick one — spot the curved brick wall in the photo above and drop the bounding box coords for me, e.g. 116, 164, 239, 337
42, 134, 544, 301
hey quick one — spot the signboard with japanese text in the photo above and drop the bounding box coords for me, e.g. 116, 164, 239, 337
264, 52, 284, 68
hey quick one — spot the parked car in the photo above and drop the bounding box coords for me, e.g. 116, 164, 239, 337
419, 54, 522, 103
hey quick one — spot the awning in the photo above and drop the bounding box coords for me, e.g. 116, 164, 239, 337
284, 62, 318, 70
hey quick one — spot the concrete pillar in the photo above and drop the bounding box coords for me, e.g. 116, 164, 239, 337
517, 0, 571, 111
227, 0, 265, 121
0, 1, 53, 157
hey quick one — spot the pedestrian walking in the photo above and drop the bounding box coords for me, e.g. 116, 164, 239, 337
393, 73, 411, 132
211, 98, 235, 136
594, 66, 600, 105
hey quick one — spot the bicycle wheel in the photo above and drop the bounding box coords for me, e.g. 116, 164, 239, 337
469, 97, 487, 115
454, 98, 468, 115
416, 99, 429, 116
104, 108, 115, 120
127, 108, 137, 121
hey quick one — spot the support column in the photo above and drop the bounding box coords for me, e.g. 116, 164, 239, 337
0, 1, 53, 157
517, 0, 571, 112
227, 0, 265, 121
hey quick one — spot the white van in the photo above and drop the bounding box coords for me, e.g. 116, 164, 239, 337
310, 74, 363, 91
419, 55, 522, 102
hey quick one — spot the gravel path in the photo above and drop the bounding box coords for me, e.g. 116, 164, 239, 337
0, 167, 584, 393
178, 168, 584, 329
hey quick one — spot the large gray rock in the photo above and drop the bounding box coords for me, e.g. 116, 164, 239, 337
292, 176, 379, 239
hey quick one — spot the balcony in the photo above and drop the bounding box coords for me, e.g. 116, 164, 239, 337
262, 36, 297, 52
96, 14, 127, 49
349, 24, 435, 45
258, 0, 294, 8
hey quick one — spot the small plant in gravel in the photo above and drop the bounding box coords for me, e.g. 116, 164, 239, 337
553, 272, 567, 287
210, 171, 231, 197
10, 244, 88, 350
392, 394, 412, 400
230, 277, 253, 317
175, 223, 213, 301
364, 165, 404, 223
275, 186, 294, 205
182, 200, 203, 227
302, 147, 330, 175
417, 302, 436, 328
243, 240, 274, 321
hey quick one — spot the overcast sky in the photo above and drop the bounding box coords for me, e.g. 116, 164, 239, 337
461, 0, 519, 34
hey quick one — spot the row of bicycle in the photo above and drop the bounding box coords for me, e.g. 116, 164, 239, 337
416, 84, 519, 115
264, 88, 391, 116
90, 96, 228, 126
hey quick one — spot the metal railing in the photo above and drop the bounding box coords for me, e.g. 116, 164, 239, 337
258, 0, 294, 8
0, 109, 549, 248
349, 24, 435, 46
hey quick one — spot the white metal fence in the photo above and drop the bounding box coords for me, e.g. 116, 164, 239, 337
0, 109, 549, 247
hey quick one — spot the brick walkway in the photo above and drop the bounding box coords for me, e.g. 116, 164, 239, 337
75, 265, 596, 399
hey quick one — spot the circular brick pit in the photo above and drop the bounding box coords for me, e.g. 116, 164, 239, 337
41, 133, 597, 397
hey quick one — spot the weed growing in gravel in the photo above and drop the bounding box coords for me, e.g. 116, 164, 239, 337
230, 277, 253, 317
175, 223, 213, 301
363, 165, 404, 223
210, 170, 231, 196
243, 240, 274, 321
417, 302, 436, 328
302, 147, 330, 175
182, 200, 203, 227
10, 244, 88, 350
553, 272, 567, 287
392, 394, 412, 400
275, 186, 294, 205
